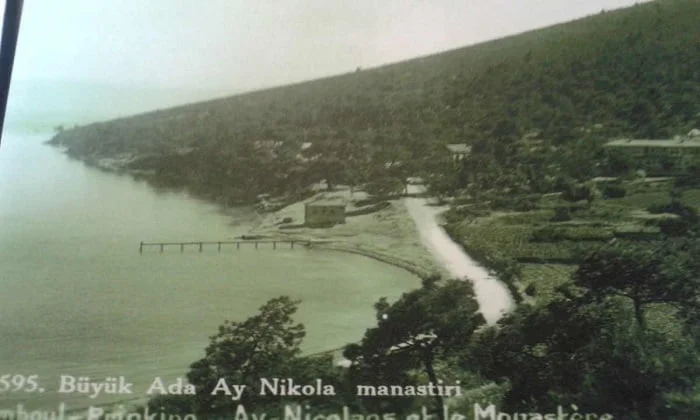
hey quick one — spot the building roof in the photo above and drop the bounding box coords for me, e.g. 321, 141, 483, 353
604, 138, 700, 148
254, 139, 284, 149
522, 130, 542, 140
446, 143, 472, 153
305, 198, 346, 207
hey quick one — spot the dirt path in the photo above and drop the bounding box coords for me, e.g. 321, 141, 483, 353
247, 187, 514, 324
403, 195, 515, 324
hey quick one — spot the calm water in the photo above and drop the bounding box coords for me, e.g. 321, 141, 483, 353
0, 108, 419, 409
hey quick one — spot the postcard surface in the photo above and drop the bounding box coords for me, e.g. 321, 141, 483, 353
2, 1, 699, 419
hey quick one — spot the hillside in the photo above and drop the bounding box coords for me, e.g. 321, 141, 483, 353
48, 0, 700, 205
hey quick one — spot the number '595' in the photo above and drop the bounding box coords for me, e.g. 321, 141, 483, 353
0, 374, 40, 393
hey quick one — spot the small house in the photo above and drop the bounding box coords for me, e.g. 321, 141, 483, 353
297, 142, 319, 162
445, 144, 471, 162
304, 199, 346, 227
603, 138, 700, 175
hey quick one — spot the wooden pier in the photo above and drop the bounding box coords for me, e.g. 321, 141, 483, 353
139, 239, 316, 253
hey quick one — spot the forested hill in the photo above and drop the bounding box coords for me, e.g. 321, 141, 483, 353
49, 0, 700, 204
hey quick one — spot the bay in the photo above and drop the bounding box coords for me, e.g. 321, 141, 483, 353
0, 86, 420, 410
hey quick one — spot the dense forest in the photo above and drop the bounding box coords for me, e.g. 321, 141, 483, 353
49, 0, 700, 204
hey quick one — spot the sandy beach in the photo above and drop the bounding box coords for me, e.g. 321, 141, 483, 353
247, 188, 447, 279
247, 187, 515, 323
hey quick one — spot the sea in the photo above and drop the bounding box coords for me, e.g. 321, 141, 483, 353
0, 80, 421, 411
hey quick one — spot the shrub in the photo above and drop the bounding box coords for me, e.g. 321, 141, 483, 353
659, 218, 692, 237
443, 205, 490, 224
648, 201, 699, 223
346, 201, 391, 216
530, 226, 558, 242
530, 225, 614, 242
353, 197, 384, 207
602, 185, 627, 198
364, 177, 404, 197
490, 195, 539, 211
550, 206, 572, 222
561, 183, 591, 202
674, 172, 700, 187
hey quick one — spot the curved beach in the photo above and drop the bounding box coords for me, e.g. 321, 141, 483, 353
250, 187, 515, 324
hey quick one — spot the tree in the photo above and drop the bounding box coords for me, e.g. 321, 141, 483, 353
467, 264, 700, 418
183, 297, 306, 416
364, 177, 404, 197
573, 241, 699, 329
345, 277, 485, 418
465, 298, 608, 412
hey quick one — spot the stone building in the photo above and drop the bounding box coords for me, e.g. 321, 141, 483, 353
304, 199, 346, 227
603, 137, 700, 175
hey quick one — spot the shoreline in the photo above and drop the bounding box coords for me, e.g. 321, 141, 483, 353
246, 187, 515, 324
49, 134, 515, 320
47, 140, 442, 284
317, 243, 436, 279
246, 188, 449, 282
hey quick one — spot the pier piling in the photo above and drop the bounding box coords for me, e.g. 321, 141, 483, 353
138, 239, 326, 254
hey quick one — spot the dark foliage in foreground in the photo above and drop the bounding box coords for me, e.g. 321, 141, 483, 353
467, 238, 700, 418
148, 237, 700, 418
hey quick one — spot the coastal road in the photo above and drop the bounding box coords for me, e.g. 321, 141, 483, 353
403, 187, 514, 324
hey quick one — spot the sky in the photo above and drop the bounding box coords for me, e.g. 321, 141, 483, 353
4, 0, 652, 95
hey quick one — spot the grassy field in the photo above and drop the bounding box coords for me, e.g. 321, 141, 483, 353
520, 264, 577, 303
450, 184, 700, 305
